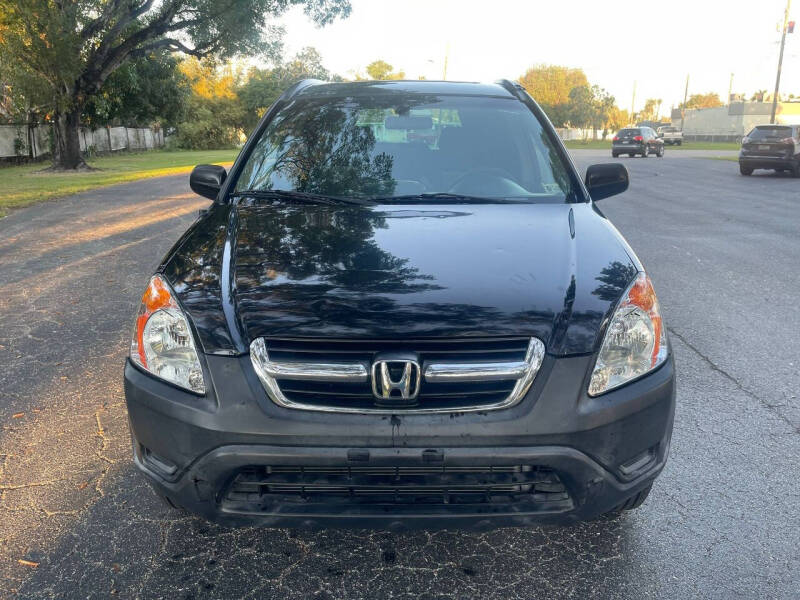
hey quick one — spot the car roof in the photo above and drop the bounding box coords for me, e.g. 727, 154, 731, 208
295, 80, 517, 99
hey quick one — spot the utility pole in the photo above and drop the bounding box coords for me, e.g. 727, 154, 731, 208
442, 44, 449, 80
630, 81, 637, 125
771, 0, 792, 123
728, 73, 734, 104
680, 74, 690, 131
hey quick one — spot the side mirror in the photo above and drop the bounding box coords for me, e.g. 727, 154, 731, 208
585, 163, 629, 201
190, 164, 227, 200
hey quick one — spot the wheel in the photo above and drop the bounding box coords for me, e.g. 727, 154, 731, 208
791, 162, 800, 178
628, 153, 635, 157
641, 146, 648, 157
677, 140, 682, 146
612, 152, 618, 158
657, 145, 664, 157
611, 483, 653, 513
739, 164, 753, 176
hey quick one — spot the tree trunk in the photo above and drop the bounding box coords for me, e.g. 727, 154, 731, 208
53, 107, 87, 169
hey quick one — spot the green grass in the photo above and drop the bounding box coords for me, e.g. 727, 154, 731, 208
563, 139, 741, 151
562, 139, 614, 150
0, 148, 239, 216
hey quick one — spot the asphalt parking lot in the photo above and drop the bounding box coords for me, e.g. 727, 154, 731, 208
0, 149, 798, 599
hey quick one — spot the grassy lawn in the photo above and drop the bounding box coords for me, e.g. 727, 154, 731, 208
562, 139, 614, 150
564, 139, 741, 151
0, 148, 239, 216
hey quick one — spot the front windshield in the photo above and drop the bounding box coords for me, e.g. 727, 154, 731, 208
233, 93, 573, 202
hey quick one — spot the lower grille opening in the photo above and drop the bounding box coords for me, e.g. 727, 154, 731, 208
221, 465, 572, 509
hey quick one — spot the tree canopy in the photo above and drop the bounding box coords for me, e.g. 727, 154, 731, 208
639, 98, 663, 122
82, 50, 188, 129
364, 60, 405, 81
517, 65, 620, 138
236, 47, 336, 131
518, 64, 589, 126
0, 0, 350, 168
681, 92, 723, 110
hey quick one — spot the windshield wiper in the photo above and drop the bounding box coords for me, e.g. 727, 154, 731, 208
369, 193, 530, 204
229, 189, 372, 206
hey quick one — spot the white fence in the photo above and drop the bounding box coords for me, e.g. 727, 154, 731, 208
555, 127, 609, 141
0, 124, 165, 158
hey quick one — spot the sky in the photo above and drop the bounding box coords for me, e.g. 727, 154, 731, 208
271, 0, 799, 118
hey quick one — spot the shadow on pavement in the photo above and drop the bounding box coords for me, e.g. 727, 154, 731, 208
16, 460, 639, 600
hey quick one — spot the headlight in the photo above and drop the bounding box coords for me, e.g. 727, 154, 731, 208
130, 275, 205, 394
588, 272, 668, 396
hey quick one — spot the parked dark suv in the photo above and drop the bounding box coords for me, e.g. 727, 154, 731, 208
612, 127, 664, 158
124, 79, 675, 528
739, 124, 800, 176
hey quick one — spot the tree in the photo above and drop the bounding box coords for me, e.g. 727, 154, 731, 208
237, 68, 286, 131
364, 60, 405, 81
564, 85, 617, 140
0, 0, 350, 169
592, 86, 616, 139
680, 92, 723, 110
281, 47, 333, 82
605, 106, 631, 133
174, 58, 245, 149
82, 50, 188, 129
639, 98, 663, 122
567, 85, 595, 131
0, 41, 52, 123
237, 46, 336, 131
518, 64, 589, 127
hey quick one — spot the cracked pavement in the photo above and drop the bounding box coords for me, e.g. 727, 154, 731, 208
0, 151, 798, 598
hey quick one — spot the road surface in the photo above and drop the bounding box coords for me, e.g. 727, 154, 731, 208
0, 150, 798, 599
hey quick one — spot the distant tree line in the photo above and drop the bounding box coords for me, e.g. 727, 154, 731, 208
515, 65, 767, 138
517, 65, 628, 139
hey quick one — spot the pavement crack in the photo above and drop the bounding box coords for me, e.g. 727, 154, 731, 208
0, 479, 68, 491
668, 326, 799, 434
94, 409, 116, 466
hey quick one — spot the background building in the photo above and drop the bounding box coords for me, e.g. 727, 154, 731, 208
671, 102, 800, 141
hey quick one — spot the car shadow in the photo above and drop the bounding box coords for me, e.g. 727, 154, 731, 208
15, 460, 643, 600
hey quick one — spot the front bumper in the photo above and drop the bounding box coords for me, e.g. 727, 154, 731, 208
124, 351, 676, 529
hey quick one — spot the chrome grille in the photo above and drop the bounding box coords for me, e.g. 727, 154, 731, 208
250, 337, 545, 413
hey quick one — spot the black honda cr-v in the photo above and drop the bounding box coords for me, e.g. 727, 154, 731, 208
124, 79, 675, 528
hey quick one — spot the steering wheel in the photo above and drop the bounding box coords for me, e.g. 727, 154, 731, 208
447, 167, 518, 195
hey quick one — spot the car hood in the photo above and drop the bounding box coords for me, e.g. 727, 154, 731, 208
163, 202, 639, 356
